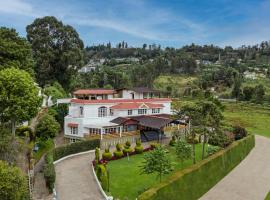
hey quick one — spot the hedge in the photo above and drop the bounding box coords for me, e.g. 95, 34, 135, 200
44, 152, 55, 193
52, 139, 100, 161
138, 134, 255, 200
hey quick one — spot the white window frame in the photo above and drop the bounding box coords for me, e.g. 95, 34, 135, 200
70, 127, 78, 135
98, 106, 107, 117
152, 108, 161, 114
128, 110, 133, 115
138, 109, 147, 115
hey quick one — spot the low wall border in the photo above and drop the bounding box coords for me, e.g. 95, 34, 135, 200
53, 149, 95, 165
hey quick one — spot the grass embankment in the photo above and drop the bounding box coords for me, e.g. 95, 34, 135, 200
265, 192, 270, 200
107, 143, 207, 200
223, 102, 270, 138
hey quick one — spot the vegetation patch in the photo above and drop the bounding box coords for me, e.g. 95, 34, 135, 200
138, 135, 255, 200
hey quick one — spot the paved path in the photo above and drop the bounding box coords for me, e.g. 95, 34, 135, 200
55, 152, 104, 200
200, 135, 270, 200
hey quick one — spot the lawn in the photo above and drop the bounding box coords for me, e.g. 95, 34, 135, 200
265, 192, 270, 200
223, 102, 270, 138
107, 143, 206, 200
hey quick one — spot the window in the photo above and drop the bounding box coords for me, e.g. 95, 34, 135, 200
70, 127, 78, 135
79, 106, 84, 116
152, 108, 161, 114
128, 110, 132, 115
110, 109, 114, 116
70, 138, 77, 143
98, 106, 107, 117
138, 109, 147, 115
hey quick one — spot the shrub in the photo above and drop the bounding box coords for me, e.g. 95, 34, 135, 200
169, 136, 176, 146
135, 140, 144, 154
16, 125, 35, 140
175, 139, 192, 166
95, 147, 100, 163
150, 143, 159, 149
186, 134, 199, 144
44, 152, 55, 193
44, 163, 55, 193
207, 145, 222, 156
52, 139, 100, 161
114, 150, 124, 158
123, 141, 133, 155
208, 131, 233, 148
96, 164, 108, 191
102, 148, 112, 160
116, 143, 122, 151
233, 126, 247, 140
36, 113, 60, 140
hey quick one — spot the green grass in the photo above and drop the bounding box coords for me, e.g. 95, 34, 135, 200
265, 192, 270, 200
223, 102, 270, 138
107, 144, 208, 200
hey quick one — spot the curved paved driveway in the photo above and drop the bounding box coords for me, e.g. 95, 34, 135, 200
200, 135, 270, 200
55, 152, 104, 200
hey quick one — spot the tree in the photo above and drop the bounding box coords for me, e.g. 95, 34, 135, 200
231, 76, 242, 99
44, 81, 67, 103
0, 68, 41, 135
0, 27, 34, 75
36, 113, 60, 139
175, 139, 192, 167
26, 16, 84, 89
0, 160, 28, 200
243, 86, 254, 101
174, 101, 202, 164
254, 84, 265, 103
140, 146, 172, 182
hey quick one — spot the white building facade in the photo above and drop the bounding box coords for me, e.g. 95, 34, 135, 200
64, 88, 173, 143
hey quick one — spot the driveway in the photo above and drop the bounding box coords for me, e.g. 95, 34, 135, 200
200, 135, 270, 200
55, 152, 104, 200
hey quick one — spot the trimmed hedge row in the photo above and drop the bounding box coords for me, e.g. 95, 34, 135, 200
52, 139, 100, 161
138, 134, 255, 200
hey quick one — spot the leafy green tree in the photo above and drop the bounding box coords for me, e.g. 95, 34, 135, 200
175, 139, 192, 167
243, 86, 254, 101
26, 16, 84, 89
36, 113, 60, 139
231, 76, 242, 99
0, 160, 28, 200
141, 146, 172, 182
0, 68, 41, 135
44, 81, 67, 103
0, 27, 34, 75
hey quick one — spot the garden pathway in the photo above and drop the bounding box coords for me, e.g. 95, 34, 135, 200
200, 135, 270, 200
55, 152, 104, 200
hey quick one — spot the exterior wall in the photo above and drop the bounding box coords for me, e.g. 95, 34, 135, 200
121, 90, 143, 99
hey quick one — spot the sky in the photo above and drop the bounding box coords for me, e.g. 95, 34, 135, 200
0, 0, 270, 48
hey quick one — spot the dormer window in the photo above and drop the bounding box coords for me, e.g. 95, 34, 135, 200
138, 109, 147, 115
128, 110, 132, 115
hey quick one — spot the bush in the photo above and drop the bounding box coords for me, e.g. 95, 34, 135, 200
44, 152, 55, 193
95, 147, 100, 163
52, 139, 100, 161
150, 143, 159, 149
207, 145, 222, 156
233, 126, 247, 140
102, 148, 112, 160
16, 125, 34, 140
186, 134, 199, 144
114, 150, 124, 158
135, 140, 144, 154
169, 136, 176, 146
138, 135, 255, 200
123, 141, 133, 155
44, 163, 55, 193
36, 113, 60, 140
208, 131, 233, 148
96, 164, 108, 191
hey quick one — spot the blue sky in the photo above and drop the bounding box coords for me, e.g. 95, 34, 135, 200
0, 0, 270, 48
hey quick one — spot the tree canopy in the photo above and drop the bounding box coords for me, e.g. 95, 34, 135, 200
26, 16, 84, 89
0, 27, 34, 75
0, 67, 41, 134
36, 113, 60, 139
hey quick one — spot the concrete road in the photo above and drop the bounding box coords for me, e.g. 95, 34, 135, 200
55, 152, 104, 200
200, 135, 270, 200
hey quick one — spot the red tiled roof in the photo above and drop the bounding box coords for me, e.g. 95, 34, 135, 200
73, 89, 116, 95
110, 102, 164, 109
67, 123, 78, 127
70, 98, 172, 104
